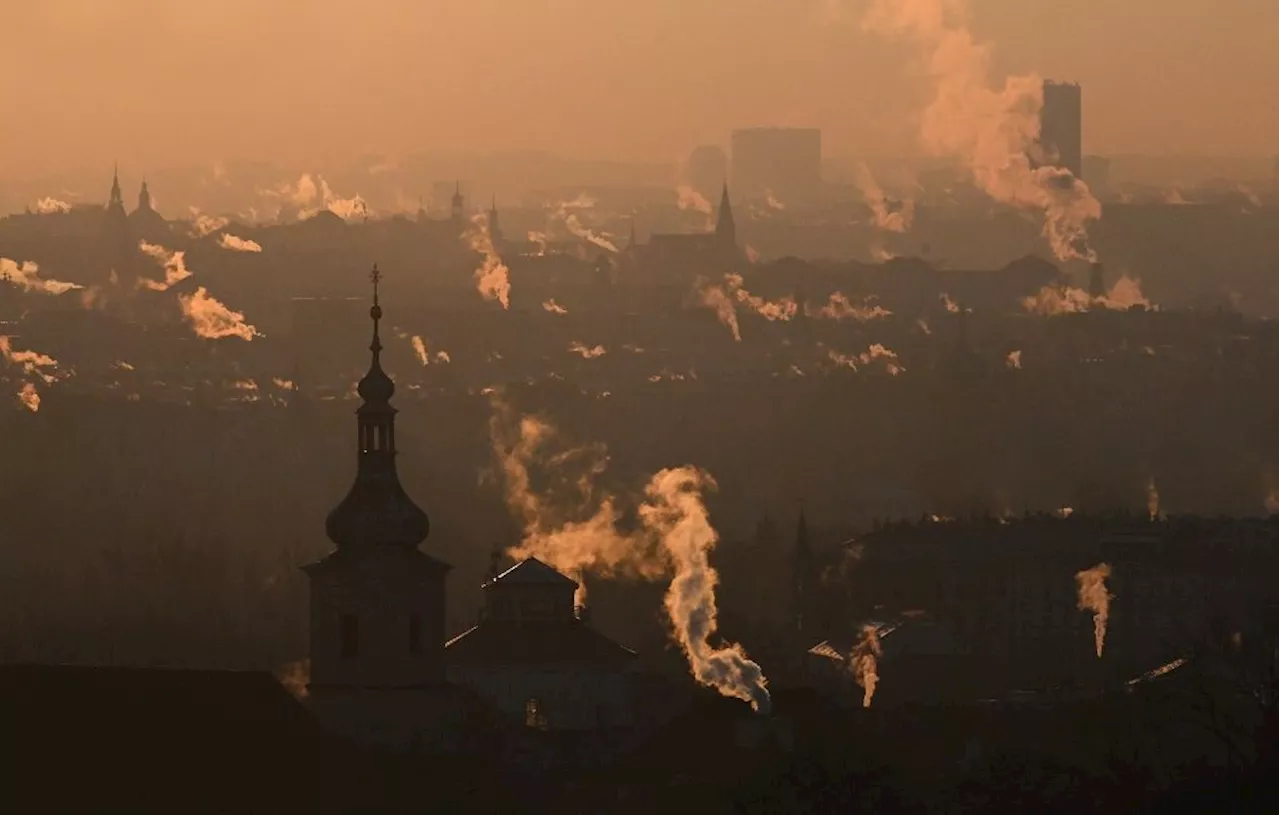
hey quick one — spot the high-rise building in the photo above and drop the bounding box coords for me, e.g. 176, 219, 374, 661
730, 127, 822, 206
683, 144, 728, 202
1037, 81, 1083, 179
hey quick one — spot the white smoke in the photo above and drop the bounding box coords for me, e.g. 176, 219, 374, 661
178, 287, 259, 341
811, 291, 892, 321
550, 195, 619, 253
696, 273, 798, 341
188, 210, 229, 237
568, 341, 607, 359
136, 241, 192, 291
0, 336, 63, 384
217, 234, 262, 253
17, 382, 40, 412
542, 299, 568, 315
862, 0, 1102, 261
465, 213, 511, 309
34, 197, 72, 214
676, 184, 713, 215
1021, 275, 1152, 315
0, 257, 83, 296
1076, 562, 1113, 658
854, 163, 915, 232
849, 623, 884, 708
1006, 349, 1022, 369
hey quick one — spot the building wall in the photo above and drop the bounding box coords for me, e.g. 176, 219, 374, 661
447, 666, 634, 731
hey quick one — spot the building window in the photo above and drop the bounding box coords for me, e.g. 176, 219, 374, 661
409, 614, 422, 655
525, 698, 547, 730
340, 614, 359, 659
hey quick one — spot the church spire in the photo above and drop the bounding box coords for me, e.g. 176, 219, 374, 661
107, 163, 126, 217
323, 264, 430, 550
715, 181, 736, 247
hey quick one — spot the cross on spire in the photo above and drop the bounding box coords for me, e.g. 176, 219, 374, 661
370, 263, 382, 305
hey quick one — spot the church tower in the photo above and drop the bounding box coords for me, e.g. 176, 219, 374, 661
488, 195, 502, 244
450, 182, 465, 228
136, 179, 154, 213
106, 164, 127, 222
714, 182, 736, 248
303, 265, 454, 747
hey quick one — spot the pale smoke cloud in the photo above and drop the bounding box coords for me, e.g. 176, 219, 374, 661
34, 197, 72, 214
136, 241, 192, 291
0, 336, 62, 384
676, 184, 713, 215
568, 341, 607, 359
526, 230, 548, 256
1146, 477, 1161, 521
698, 272, 800, 325
465, 213, 511, 309
112, 360, 135, 371
178, 287, 259, 341
1163, 188, 1190, 206
272, 377, 297, 391
1056, 506, 1074, 519
854, 163, 915, 232
217, 234, 262, 253
940, 292, 961, 313
318, 178, 370, 221
849, 623, 883, 708
17, 382, 40, 412
263, 173, 369, 221
916, 317, 932, 335
1006, 349, 1022, 369
551, 195, 619, 253
870, 243, 897, 262
811, 291, 893, 321
188, 211, 230, 237
542, 299, 568, 315
435, 350, 452, 364
745, 245, 761, 263
765, 190, 786, 211
276, 659, 310, 700
641, 466, 772, 714
695, 279, 742, 342
1020, 275, 1152, 315
1076, 562, 1113, 658
231, 379, 260, 402
411, 335, 429, 366
826, 343, 905, 375
623, 343, 646, 354
0, 257, 83, 296
491, 403, 770, 711
862, 0, 1101, 261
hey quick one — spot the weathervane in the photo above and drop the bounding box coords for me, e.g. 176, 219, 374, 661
370, 263, 381, 306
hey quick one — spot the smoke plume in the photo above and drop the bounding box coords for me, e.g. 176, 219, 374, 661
178, 287, 259, 341
0, 257, 83, 296
641, 466, 772, 714
276, 659, 310, 700
411, 336, 429, 366
1075, 562, 1114, 658
765, 190, 786, 211
34, 197, 72, 214
137, 241, 193, 291
542, 299, 568, 315
695, 273, 798, 341
568, 341, 607, 359
490, 402, 770, 711
217, 234, 263, 253
849, 623, 883, 708
17, 382, 40, 412
827, 343, 904, 375
552, 198, 619, 253
811, 291, 892, 321
1006, 349, 1022, 369
695, 278, 742, 342
676, 184, 713, 215
466, 213, 511, 309
862, 0, 1101, 261
0, 336, 62, 384
1146, 477, 1161, 521
189, 211, 230, 237
855, 163, 915, 232
1020, 275, 1152, 315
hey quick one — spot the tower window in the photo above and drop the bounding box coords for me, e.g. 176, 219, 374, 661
340, 614, 359, 659
409, 614, 422, 655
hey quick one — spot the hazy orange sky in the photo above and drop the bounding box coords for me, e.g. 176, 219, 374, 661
2, 0, 1275, 174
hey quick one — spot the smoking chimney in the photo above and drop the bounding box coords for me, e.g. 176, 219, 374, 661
1088, 262, 1105, 300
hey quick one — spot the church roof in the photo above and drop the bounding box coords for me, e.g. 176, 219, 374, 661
445, 621, 637, 669
484, 556, 578, 589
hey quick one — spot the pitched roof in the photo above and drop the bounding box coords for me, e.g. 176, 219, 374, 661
446, 621, 637, 669
484, 556, 578, 589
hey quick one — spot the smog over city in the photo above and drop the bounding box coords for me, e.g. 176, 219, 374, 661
1, 1, 1275, 812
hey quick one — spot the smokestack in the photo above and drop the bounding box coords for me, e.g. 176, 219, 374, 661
1088, 262, 1105, 300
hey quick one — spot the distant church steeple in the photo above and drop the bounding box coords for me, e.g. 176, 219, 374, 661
106, 163, 126, 219
451, 182, 465, 226
488, 195, 501, 243
137, 179, 153, 213
715, 182, 736, 247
